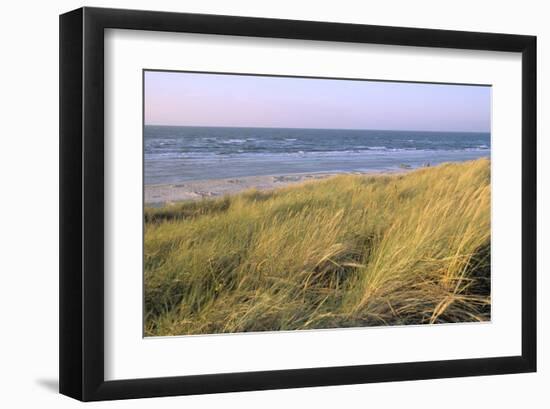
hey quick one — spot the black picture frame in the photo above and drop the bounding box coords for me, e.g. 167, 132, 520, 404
59, 7, 537, 402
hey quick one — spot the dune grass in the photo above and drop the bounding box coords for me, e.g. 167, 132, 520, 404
144, 159, 491, 336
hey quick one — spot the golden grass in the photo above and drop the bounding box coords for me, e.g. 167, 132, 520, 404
144, 159, 491, 336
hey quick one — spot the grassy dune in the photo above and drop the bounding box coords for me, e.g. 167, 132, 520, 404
144, 159, 491, 336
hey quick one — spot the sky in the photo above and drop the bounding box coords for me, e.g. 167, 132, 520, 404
144, 71, 491, 132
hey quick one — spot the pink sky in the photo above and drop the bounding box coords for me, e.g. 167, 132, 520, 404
144, 71, 491, 132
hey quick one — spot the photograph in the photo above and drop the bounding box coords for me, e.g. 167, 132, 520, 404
143, 71, 492, 337
53, 4, 539, 403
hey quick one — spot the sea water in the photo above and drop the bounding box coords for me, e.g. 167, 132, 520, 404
144, 126, 490, 185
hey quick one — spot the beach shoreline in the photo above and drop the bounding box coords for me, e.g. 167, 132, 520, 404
144, 168, 411, 206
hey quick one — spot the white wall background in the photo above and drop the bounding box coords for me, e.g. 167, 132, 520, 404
0, 0, 546, 407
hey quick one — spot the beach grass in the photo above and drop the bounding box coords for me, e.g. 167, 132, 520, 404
144, 158, 491, 336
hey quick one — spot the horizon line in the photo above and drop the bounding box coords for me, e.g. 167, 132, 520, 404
143, 124, 491, 134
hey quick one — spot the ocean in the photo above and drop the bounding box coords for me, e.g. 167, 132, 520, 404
144, 126, 490, 185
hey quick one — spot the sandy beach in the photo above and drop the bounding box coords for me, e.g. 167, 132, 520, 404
144, 171, 405, 206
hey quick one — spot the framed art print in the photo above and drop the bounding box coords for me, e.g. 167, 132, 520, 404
59, 7, 537, 401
